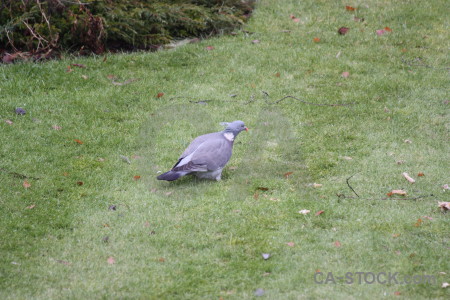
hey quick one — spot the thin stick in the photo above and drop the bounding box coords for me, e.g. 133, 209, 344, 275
274, 96, 355, 107
346, 173, 359, 197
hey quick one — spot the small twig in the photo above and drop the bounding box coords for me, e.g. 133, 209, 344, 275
0, 167, 40, 180
346, 173, 359, 198
274, 96, 355, 107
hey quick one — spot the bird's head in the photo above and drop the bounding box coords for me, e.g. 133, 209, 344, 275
221, 120, 248, 136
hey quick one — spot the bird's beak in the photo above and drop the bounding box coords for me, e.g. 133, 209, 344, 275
245, 127, 249, 132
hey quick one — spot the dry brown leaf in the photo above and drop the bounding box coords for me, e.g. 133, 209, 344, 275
133, 175, 141, 181
315, 210, 325, 216
107, 256, 115, 264
417, 172, 425, 177
74, 139, 83, 145
284, 171, 293, 178
414, 218, 422, 227
23, 180, 31, 189
402, 172, 416, 183
438, 202, 450, 211
387, 190, 407, 196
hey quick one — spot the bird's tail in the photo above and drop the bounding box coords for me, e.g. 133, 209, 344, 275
157, 171, 184, 181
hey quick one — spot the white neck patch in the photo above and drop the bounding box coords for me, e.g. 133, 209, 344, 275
224, 132, 234, 141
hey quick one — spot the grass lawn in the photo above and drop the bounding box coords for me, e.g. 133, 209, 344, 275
1, 0, 449, 298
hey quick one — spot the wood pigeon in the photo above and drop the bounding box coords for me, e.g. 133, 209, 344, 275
157, 120, 248, 181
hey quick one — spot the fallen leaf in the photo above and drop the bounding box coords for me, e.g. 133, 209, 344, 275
106, 74, 116, 80
253, 192, 259, 200
275, 72, 281, 77
284, 171, 293, 178
76, 181, 84, 186
402, 172, 416, 184
384, 26, 392, 32
392, 233, 400, 238
345, 5, 356, 11
107, 256, 115, 265
262, 253, 271, 260
26, 204, 35, 209
5, 120, 13, 125
417, 172, 425, 177
256, 187, 269, 191
74, 139, 83, 145
133, 175, 141, 181
103, 223, 110, 227
97, 158, 105, 162
414, 218, 422, 227
338, 27, 350, 35
286, 242, 295, 247
299, 209, 310, 215
52, 125, 62, 130
315, 210, 325, 216
56, 259, 71, 265
23, 180, 31, 189
158, 257, 165, 262
313, 37, 321, 43
71, 63, 86, 68
341, 71, 350, 78
438, 202, 450, 211
156, 92, 164, 98
387, 190, 407, 196
66, 65, 72, 73
205, 46, 215, 50
334, 241, 342, 247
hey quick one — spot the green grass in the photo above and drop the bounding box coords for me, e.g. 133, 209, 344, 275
1, 0, 449, 299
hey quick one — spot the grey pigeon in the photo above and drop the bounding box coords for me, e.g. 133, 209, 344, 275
157, 120, 248, 181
